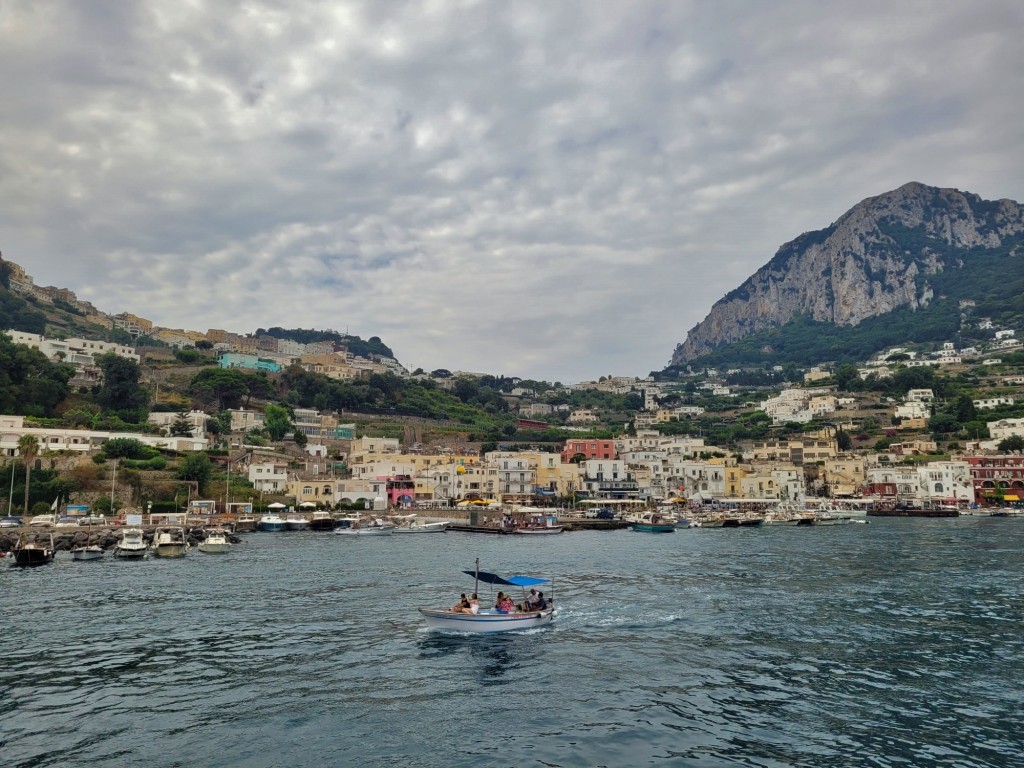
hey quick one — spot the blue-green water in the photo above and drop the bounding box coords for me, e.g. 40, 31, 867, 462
2, 517, 1022, 767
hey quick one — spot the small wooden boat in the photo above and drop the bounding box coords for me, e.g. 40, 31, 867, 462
630, 511, 675, 533
420, 559, 555, 633
334, 515, 395, 536
394, 515, 449, 533
11, 533, 56, 566
515, 512, 564, 535
234, 514, 257, 532
71, 544, 104, 561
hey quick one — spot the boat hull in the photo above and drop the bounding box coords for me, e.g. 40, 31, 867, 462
198, 542, 230, 553
335, 526, 395, 536
285, 520, 309, 531
114, 546, 147, 559
631, 524, 675, 533
420, 607, 554, 633
395, 522, 449, 533
12, 548, 54, 566
71, 546, 104, 561
514, 526, 564, 535
152, 544, 187, 558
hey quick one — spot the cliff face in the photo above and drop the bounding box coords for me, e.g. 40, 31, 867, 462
670, 182, 1024, 365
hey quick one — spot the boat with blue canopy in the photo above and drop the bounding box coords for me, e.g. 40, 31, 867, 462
419, 559, 555, 633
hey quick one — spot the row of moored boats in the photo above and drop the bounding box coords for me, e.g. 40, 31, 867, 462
5, 527, 232, 566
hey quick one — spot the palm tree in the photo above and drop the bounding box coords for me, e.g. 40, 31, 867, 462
17, 434, 40, 516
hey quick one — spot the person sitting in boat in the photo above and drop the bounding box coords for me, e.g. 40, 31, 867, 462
451, 593, 470, 612
536, 591, 549, 610
462, 593, 480, 614
495, 592, 516, 614
525, 589, 540, 611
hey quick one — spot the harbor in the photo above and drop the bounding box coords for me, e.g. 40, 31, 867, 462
2, 516, 1021, 768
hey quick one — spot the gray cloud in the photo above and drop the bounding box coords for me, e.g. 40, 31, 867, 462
1, 0, 1022, 381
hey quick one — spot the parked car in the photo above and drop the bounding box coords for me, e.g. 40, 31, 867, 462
56, 515, 80, 528
29, 514, 57, 527
595, 508, 616, 520
78, 514, 107, 526
0, 516, 23, 528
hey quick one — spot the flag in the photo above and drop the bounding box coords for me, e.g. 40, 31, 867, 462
51, 497, 59, 511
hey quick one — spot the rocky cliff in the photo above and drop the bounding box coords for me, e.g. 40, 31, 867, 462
671, 182, 1024, 364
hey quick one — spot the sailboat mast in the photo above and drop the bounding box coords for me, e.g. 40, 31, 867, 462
474, 557, 480, 598
110, 459, 117, 513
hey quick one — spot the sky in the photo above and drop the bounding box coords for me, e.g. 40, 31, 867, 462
2, 1, 1023, 383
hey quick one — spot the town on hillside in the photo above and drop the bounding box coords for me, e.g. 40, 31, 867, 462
2, 258, 1024, 521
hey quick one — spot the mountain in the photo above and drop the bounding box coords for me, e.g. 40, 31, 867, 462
670, 182, 1024, 367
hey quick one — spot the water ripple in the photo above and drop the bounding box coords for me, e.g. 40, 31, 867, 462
2, 519, 1022, 767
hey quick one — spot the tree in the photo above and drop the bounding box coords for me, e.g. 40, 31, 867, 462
834, 364, 860, 392
189, 368, 249, 410
170, 411, 194, 437
952, 395, 978, 424
263, 405, 293, 441
177, 452, 213, 491
103, 437, 153, 459
293, 430, 308, 448
17, 434, 39, 515
997, 435, 1024, 453
96, 352, 149, 421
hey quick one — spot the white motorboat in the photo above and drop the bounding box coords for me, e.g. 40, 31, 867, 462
71, 544, 104, 561
198, 529, 232, 553
151, 527, 188, 558
113, 528, 148, 559
257, 514, 287, 532
420, 559, 554, 633
334, 516, 395, 536
394, 515, 450, 533
285, 515, 309, 531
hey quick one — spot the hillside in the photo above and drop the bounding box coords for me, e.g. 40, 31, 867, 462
670, 182, 1024, 368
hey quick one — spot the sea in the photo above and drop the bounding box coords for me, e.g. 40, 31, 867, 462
2, 517, 1022, 768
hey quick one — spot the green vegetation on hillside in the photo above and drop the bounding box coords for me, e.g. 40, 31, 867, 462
255, 326, 394, 359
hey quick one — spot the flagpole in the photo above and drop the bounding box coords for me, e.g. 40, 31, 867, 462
7, 460, 14, 515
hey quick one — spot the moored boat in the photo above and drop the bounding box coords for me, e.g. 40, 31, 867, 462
234, 514, 257, 532
198, 528, 231, 553
11, 533, 55, 567
334, 515, 395, 536
151, 527, 188, 558
285, 515, 309, 532
113, 528, 148, 559
515, 512, 564, 535
394, 515, 450, 533
257, 514, 287, 532
630, 511, 675, 533
308, 511, 337, 531
71, 544, 104, 561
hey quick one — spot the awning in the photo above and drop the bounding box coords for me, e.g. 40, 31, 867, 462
1004, 495, 1020, 501
463, 570, 550, 587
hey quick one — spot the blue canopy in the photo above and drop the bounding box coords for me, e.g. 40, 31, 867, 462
463, 570, 550, 587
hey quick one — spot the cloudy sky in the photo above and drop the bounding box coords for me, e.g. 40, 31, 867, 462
2, 1, 1022, 382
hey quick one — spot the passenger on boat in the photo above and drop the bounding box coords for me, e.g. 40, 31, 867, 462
536, 592, 549, 610
462, 594, 480, 614
525, 589, 540, 611
495, 592, 515, 614
451, 594, 470, 612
